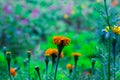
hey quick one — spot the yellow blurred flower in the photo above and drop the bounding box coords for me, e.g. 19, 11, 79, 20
96, 0, 101, 3
6, 51, 11, 54
105, 26, 110, 32
86, 71, 91, 76
66, 64, 74, 69
63, 14, 69, 19
112, 26, 120, 34
80, 4, 85, 9
53, 36, 70, 46
27, 50, 32, 54
71, 10, 76, 15
72, 52, 82, 57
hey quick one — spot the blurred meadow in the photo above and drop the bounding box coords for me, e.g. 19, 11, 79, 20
0, 0, 120, 80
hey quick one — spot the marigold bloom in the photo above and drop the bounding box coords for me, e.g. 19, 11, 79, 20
45, 48, 58, 57
45, 48, 64, 58
53, 36, 70, 46
66, 64, 74, 69
112, 26, 120, 34
10, 68, 16, 76
72, 53, 82, 57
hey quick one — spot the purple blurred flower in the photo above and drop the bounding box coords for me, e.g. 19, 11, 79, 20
15, 15, 21, 20
49, 5, 56, 10
21, 4, 27, 8
32, 9, 39, 18
3, 5, 12, 14
82, 9, 87, 15
63, 1, 74, 15
22, 19, 28, 25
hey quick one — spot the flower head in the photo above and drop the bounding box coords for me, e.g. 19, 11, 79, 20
45, 48, 64, 58
112, 26, 120, 34
111, 0, 118, 6
63, 14, 69, 19
6, 51, 11, 54
10, 68, 16, 76
27, 50, 32, 54
45, 48, 58, 57
53, 36, 70, 46
66, 64, 74, 70
72, 52, 82, 57
105, 26, 110, 32
27, 50, 32, 60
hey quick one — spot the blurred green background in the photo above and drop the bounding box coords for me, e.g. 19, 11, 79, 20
0, 0, 120, 80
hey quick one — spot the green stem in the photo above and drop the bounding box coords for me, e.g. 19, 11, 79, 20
7, 59, 12, 80
37, 70, 41, 80
28, 60, 30, 80
53, 53, 60, 80
74, 57, 78, 71
112, 36, 117, 80
88, 75, 90, 80
104, 0, 110, 27
108, 38, 111, 80
46, 60, 48, 80
53, 45, 63, 80
103, 0, 111, 80
92, 65, 94, 75
52, 56, 55, 69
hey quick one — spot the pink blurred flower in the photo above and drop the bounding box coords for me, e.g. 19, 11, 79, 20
22, 19, 28, 25
3, 5, 12, 14
32, 9, 39, 18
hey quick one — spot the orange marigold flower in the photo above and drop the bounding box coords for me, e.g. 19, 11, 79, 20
45, 48, 58, 57
111, 0, 118, 6
72, 53, 82, 57
10, 68, 16, 76
112, 26, 120, 34
66, 64, 74, 69
53, 36, 70, 46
